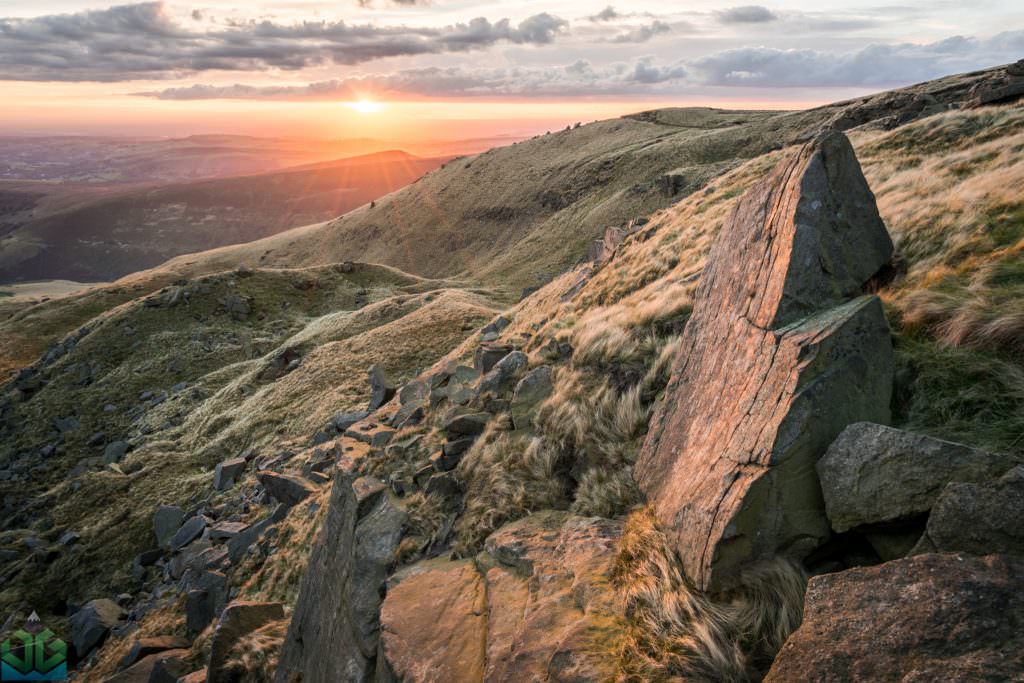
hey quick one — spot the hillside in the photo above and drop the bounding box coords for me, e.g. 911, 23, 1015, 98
156, 66, 1011, 300
0, 62, 1021, 682
0, 151, 448, 283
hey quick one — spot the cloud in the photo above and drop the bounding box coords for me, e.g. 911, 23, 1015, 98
716, 6, 778, 24
589, 6, 620, 22
0, 2, 569, 81
138, 57, 691, 99
610, 20, 671, 44
137, 29, 1024, 100
687, 30, 1024, 86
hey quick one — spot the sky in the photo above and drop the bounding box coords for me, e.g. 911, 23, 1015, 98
0, 1, 1021, 139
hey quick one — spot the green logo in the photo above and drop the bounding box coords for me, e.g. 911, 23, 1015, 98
1, 613, 67, 681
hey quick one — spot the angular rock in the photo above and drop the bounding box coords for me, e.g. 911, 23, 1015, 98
344, 417, 397, 448
481, 315, 511, 337
185, 570, 228, 634
105, 649, 192, 683
425, 472, 461, 497
103, 440, 130, 464
511, 365, 554, 430
398, 380, 430, 406
635, 131, 895, 591
70, 598, 123, 656
257, 471, 316, 507
915, 473, 1024, 557
168, 516, 207, 551
207, 602, 285, 683
818, 423, 1022, 532
119, 635, 191, 670
213, 457, 246, 491
209, 522, 247, 541
379, 512, 621, 683
275, 468, 406, 683
153, 505, 184, 548
766, 553, 1024, 682
478, 351, 528, 396
352, 476, 387, 519
367, 365, 397, 410
474, 344, 512, 375
967, 73, 1024, 107
331, 410, 370, 432
444, 413, 490, 440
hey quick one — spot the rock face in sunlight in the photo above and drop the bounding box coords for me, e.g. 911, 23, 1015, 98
635, 131, 895, 592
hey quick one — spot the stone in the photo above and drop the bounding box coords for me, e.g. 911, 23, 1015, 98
378, 512, 621, 683
257, 471, 317, 507
444, 413, 490, 440
352, 476, 387, 519
153, 506, 185, 548
425, 472, 461, 497
817, 423, 1023, 532
168, 516, 207, 551
226, 515, 279, 564
178, 671, 206, 683
213, 457, 246, 491
185, 570, 228, 634
398, 379, 430, 406
478, 351, 528, 396
510, 365, 554, 430
332, 410, 370, 432
430, 445, 466, 472
118, 635, 191, 670
635, 131, 895, 592
70, 598, 123, 656
914, 474, 1024, 557
344, 417, 397, 447
275, 469, 407, 683
209, 521, 247, 541
104, 649, 192, 683
367, 364, 397, 410
481, 315, 511, 337
389, 401, 425, 430
1008, 59, 1024, 78
967, 74, 1024, 107
221, 294, 251, 320
103, 440, 130, 464
474, 344, 512, 375
765, 553, 1024, 682
207, 602, 285, 683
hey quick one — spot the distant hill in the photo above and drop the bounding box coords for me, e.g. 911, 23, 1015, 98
0, 151, 449, 283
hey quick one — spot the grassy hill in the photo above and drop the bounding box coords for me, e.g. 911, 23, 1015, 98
0, 151, 448, 284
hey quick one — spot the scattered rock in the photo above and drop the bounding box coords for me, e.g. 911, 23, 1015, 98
367, 365, 397, 410
209, 521, 247, 541
635, 131, 895, 591
104, 648, 192, 683
169, 516, 207, 551
213, 457, 247, 491
344, 417, 397, 447
352, 477, 387, 519
221, 294, 252, 320
119, 635, 191, 670
257, 471, 317, 507
425, 472, 461, 497
477, 351, 528, 395
510, 365, 554, 430
207, 602, 285, 683
103, 440, 130, 464
913, 471, 1024, 557
444, 413, 490, 440
185, 570, 228, 634
817, 423, 1023, 532
474, 344, 512, 375
481, 315, 511, 337
766, 553, 1024, 682
153, 505, 185, 548
70, 598, 124, 656
331, 411, 370, 432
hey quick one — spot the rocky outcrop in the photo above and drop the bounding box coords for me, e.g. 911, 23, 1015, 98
766, 553, 1024, 681
71, 598, 124, 657
817, 423, 1023, 532
967, 60, 1024, 107
274, 465, 406, 683
377, 512, 622, 683
635, 131, 894, 592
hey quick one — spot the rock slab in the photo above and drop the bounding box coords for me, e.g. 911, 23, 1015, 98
635, 131, 894, 592
766, 553, 1024, 682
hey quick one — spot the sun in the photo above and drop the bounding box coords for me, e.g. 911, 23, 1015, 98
347, 99, 383, 114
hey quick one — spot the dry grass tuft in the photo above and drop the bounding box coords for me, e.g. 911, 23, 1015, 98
613, 508, 806, 682
218, 618, 289, 683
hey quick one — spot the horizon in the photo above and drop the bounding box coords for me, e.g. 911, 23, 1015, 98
1, 1, 1021, 139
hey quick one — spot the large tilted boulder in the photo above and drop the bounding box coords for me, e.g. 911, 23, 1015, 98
817, 422, 1023, 532
274, 464, 406, 683
766, 553, 1024, 681
635, 130, 894, 592
377, 512, 622, 683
